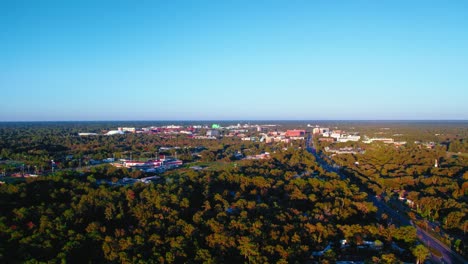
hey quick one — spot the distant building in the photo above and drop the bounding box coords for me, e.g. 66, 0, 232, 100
194, 136, 217, 140
289, 136, 305, 140
285, 129, 306, 137
245, 152, 270, 160
318, 127, 330, 134
319, 137, 335, 142
78, 133, 98, 136
106, 130, 125, 135
119, 158, 182, 169
363, 138, 394, 144
337, 135, 361, 142
123, 160, 148, 168
118, 127, 136, 133
330, 132, 342, 139
325, 147, 363, 154
206, 129, 220, 137
165, 125, 182, 129
164, 159, 183, 168
393, 141, 407, 147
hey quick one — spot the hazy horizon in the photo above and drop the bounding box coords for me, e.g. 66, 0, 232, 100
1, 119, 467, 123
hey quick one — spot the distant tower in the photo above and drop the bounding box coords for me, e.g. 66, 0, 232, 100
434, 159, 438, 168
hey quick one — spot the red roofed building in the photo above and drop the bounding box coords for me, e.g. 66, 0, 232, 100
285, 129, 306, 137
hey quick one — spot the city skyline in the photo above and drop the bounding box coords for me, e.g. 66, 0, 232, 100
1, 1, 468, 121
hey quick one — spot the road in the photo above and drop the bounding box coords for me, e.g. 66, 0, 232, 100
305, 134, 467, 264
416, 225, 467, 264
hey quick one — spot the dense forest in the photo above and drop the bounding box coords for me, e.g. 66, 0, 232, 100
1, 121, 466, 263
1, 148, 422, 263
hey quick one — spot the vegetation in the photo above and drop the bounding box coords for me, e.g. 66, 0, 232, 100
321, 123, 468, 257
1, 121, 466, 262
1, 148, 421, 263
0, 122, 281, 174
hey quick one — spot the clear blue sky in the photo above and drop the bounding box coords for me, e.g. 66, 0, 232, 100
1, 0, 467, 121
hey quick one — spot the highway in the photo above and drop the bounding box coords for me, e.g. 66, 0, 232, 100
305, 134, 467, 264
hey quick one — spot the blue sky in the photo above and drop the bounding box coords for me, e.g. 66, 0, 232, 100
1, 0, 467, 121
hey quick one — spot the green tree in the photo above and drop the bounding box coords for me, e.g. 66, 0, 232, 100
412, 245, 430, 264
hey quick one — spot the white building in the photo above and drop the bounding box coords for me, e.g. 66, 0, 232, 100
106, 130, 125, 135
78, 133, 98, 136
330, 132, 342, 140
363, 138, 394, 144
118, 127, 136, 133
337, 135, 361, 142
206, 130, 220, 137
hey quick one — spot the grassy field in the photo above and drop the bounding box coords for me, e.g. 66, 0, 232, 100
0, 176, 27, 184
182, 160, 242, 171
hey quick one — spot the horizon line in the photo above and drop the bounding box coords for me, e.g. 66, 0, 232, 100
1, 119, 467, 123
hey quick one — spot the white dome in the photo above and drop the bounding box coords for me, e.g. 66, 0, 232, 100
106, 130, 124, 135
